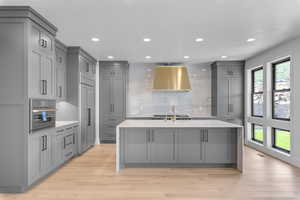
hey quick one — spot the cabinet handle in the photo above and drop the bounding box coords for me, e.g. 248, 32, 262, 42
45, 135, 47, 150
205, 129, 208, 142
146, 129, 150, 143
64, 137, 66, 149
200, 129, 204, 142
44, 40, 47, 48
73, 133, 75, 144
59, 86, 62, 97
87, 108, 91, 126
57, 129, 64, 133
41, 80, 46, 95
43, 80, 47, 95
173, 132, 176, 160
228, 79, 231, 113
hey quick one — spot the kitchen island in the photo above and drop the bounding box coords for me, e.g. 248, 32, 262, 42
116, 120, 243, 172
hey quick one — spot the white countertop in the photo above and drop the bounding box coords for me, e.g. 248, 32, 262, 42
117, 120, 243, 128
56, 121, 79, 128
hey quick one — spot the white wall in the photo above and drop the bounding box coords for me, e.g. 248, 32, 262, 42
245, 37, 300, 167
127, 63, 212, 117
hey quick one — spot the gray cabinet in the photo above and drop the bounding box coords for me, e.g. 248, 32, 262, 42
124, 128, 148, 163
29, 24, 56, 99
28, 132, 52, 184
52, 129, 65, 168
211, 61, 244, 125
67, 47, 97, 154
177, 129, 204, 163
203, 128, 236, 164
150, 129, 175, 163
99, 61, 128, 143
55, 39, 67, 101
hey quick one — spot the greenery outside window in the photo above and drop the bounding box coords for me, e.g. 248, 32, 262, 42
272, 128, 291, 153
252, 124, 263, 144
251, 67, 264, 117
272, 58, 291, 120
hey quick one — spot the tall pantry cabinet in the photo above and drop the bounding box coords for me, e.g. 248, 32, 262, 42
0, 6, 58, 192
67, 47, 97, 153
99, 61, 128, 143
211, 61, 245, 125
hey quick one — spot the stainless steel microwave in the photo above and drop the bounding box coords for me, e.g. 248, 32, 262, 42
30, 99, 56, 132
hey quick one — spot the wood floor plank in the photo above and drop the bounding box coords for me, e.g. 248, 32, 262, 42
0, 144, 300, 200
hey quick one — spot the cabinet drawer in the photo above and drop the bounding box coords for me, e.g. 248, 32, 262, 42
104, 116, 123, 125
102, 128, 116, 140
63, 133, 74, 148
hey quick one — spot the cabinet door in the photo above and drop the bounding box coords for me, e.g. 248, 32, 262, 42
150, 129, 175, 163
204, 128, 234, 164
28, 134, 41, 184
52, 130, 64, 168
124, 128, 148, 163
111, 78, 124, 116
86, 86, 95, 146
40, 134, 52, 176
29, 50, 43, 98
55, 49, 67, 100
177, 129, 204, 163
102, 76, 112, 117
40, 32, 54, 55
80, 84, 88, 151
228, 77, 243, 119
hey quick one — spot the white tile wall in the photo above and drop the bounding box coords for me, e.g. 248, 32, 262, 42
127, 63, 212, 117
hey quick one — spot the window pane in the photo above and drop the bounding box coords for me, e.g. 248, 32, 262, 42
253, 125, 263, 143
273, 91, 290, 119
274, 60, 290, 90
274, 129, 291, 152
254, 69, 263, 92
253, 93, 263, 116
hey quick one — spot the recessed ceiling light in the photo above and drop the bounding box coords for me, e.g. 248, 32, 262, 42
247, 38, 256, 42
145, 56, 152, 59
221, 55, 227, 59
143, 38, 151, 42
195, 38, 204, 42
91, 37, 100, 42
184, 56, 190, 59
107, 56, 114, 59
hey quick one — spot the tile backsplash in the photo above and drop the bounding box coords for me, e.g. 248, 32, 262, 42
127, 63, 212, 117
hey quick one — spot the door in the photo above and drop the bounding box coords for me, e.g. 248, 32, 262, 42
124, 128, 148, 163
86, 86, 95, 146
28, 133, 41, 184
204, 128, 234, 164
29, 50, 43, 98
40, 134, 52, 176
80, 84, 88, 151
177, 129, 204, 163
41, 56, 55, 98
52, 129, 64, 168
111, 77, 124, 116
150, 129, 175, 163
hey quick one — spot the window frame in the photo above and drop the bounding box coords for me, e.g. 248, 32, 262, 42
251, 66, 264, 117
272, 58, 291, 121
272, 128, 291, 153
251, 124, 263, 144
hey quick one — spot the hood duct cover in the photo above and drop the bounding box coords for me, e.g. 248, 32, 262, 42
152, 66, 191, 91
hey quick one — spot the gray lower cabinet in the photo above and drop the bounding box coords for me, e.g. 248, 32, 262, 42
28, 125, 78, 186
204, 128, 236, 164
177, 129, 203, 163
124, 128, 148, 163
150, 129, 175, 163
123, 128, 236, 165
28, 132, 52, 185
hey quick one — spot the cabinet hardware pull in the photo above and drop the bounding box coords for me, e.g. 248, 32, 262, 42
87, 108, 91, 126
66, 127, 73, 130
41, 80, 47, 95
44, 40, 47, 48
45, 135, 47, 150
206, 129, 208, 142
73, 133, 75, 144
228, 79, 231, 113
57, 129, 64, 133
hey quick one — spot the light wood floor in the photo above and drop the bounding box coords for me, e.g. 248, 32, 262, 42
1, 144, 300, 200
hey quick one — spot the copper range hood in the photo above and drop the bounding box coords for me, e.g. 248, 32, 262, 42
152, 65, 191, 91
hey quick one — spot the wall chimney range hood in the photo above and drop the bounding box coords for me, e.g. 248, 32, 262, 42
152, 65, 191, 91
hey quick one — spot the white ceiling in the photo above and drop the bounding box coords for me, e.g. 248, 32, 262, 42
2, 0, 300, 62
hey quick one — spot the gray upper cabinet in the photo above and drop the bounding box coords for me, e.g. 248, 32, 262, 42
29, 24, 56, 99
211, 61, 244, 125
99, 61, 128, 143
55, 39, 67, 101
177, 129, 204, 163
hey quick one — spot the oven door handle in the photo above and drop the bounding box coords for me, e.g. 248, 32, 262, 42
32, 109, 57, 113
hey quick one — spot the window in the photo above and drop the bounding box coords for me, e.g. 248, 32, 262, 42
252, 124, 263, 144
272, 58, 291, 120
272, 128, 291, 153
251, 67, 264, 117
